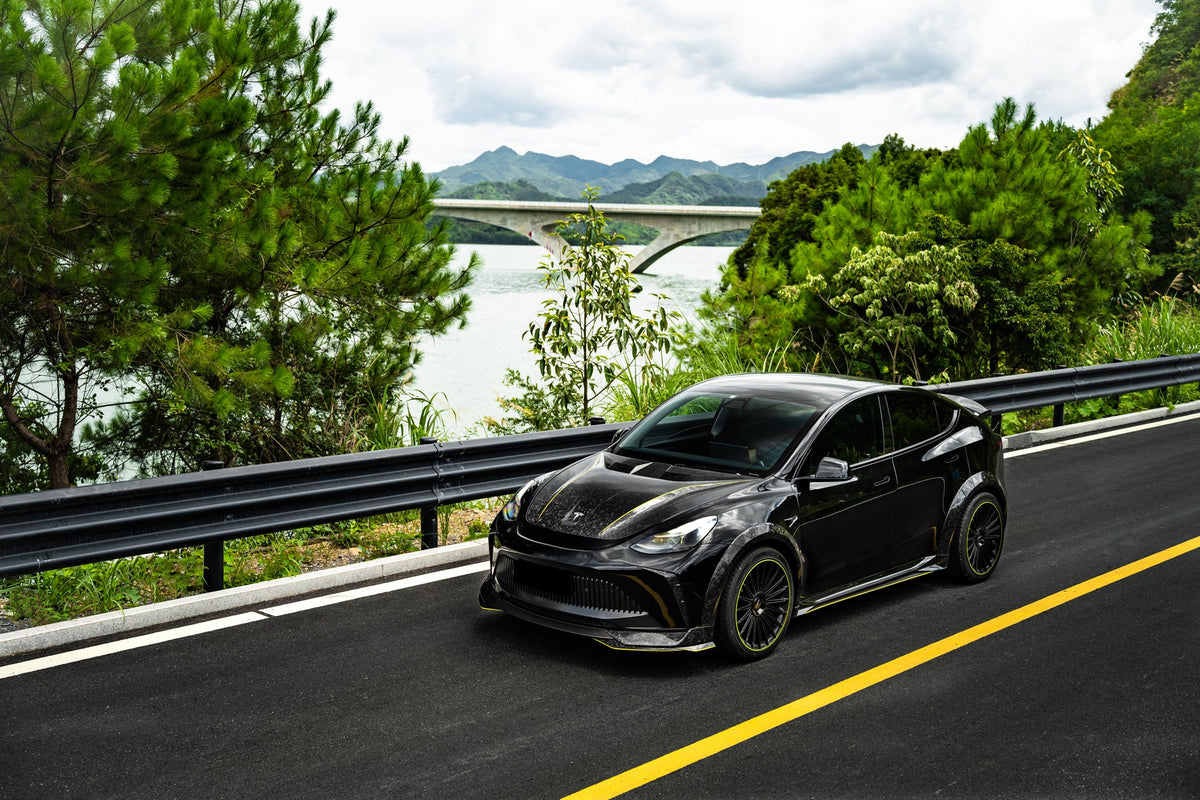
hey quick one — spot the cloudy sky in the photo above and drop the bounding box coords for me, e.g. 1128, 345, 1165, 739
295, 0, 1163, 173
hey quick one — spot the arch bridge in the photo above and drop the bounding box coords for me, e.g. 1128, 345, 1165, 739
432, 199, 760, 274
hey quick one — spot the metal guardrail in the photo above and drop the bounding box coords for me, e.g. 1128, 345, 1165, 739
2, 353, 1199, 584
939, 353, 1200, 426
0, 423, 621, 582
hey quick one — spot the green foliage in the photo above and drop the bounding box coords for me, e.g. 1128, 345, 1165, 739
708, 144, 926, 373
0, 0, 474, 488
1095, 0, 1200, 279
348, 389, 457, 452
921, 103, 1153, 372
1, 551, 206, 625
675, 320, 795, 378
1089, 295, 1200, 361
787, 231, 978, 380
1060, 129, 1124, 217
729, 142, 867, 272
484, 368, 572, 434
492, 190, 679, 431
701, 241, 804, 370
600, 347, 692, 424
697, 99, 1155, 382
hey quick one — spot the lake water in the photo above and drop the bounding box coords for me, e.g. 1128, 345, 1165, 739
412, 243, 733, 428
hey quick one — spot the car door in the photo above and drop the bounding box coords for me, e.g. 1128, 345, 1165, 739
884, 391, 956, 566
794, 395, 899, 595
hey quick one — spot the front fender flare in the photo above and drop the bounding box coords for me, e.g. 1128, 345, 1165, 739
699, 524, 801, 628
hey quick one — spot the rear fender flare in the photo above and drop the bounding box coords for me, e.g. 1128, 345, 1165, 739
700, 524, 801, 628
939, 472, 1006, 559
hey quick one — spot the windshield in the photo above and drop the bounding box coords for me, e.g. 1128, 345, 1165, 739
615, 390, 827, 475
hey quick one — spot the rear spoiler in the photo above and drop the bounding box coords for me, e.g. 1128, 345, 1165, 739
941, 393, 989, 417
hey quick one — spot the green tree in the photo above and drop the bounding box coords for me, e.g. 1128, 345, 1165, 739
728, 142, 865, 272
707, 143, 937, 372
703, 144, 869, 369
0, 0, 473, 487
785, 231, 978, 380
698, 100, 1153, 381
491, 191, 676, 431
921, 99, 1154, 372
1094, 0, 1200, 291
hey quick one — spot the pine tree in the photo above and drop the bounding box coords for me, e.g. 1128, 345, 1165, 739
921, 99, 1154, 373
0, 0, 473, 487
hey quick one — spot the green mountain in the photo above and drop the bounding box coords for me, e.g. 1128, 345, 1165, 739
600, 172, 764, 205
432, 145, 877, 197
444, 178, 561, 201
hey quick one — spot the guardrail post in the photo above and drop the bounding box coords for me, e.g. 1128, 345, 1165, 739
419, 437, 439, 549
1053, 365, 1066, 427
201, 460, 225, 592
1111, 358, 1124, 410
989, 373, 1004, 433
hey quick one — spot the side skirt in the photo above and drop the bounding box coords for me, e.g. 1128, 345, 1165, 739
795, 556, 943, 617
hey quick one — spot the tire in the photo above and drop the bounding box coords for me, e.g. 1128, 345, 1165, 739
715, 546, 795, 660
947, 491, 1005, 583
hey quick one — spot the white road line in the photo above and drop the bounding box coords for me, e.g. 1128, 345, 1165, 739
1006, 413, 1200, 458
259, 561, 490, 617
0, 612, 265, 680
1, 561, 491, 678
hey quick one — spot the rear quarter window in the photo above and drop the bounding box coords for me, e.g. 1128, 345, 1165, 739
887, 393, 950, 451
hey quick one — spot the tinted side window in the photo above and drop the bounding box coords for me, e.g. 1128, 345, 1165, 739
804, 397, 886, 469
887, 393, 947, 451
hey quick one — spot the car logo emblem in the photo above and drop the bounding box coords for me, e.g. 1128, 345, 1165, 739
567, 511, 585, 523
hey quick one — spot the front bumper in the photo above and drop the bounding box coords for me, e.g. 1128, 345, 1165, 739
478, 546, 715, 652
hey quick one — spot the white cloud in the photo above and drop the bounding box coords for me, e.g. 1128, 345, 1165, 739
297, 0, 1161, 171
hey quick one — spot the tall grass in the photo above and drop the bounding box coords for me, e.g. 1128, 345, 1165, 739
352, 389, 458, 450
1089, 296, 1200, 363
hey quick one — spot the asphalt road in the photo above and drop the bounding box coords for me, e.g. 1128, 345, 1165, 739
2, 417, 1199, 799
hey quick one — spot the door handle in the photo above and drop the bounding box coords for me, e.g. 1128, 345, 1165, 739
873, 476, 891, 487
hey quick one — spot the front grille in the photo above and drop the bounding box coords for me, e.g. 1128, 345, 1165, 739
517, 521, 614, 550
496, 555, 642, 614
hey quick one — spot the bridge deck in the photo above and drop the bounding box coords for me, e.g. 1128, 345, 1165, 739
433, 198, 760, 217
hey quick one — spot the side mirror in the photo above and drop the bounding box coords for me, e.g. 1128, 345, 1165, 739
611, 427, 630, 445
796, 457, 853, 488
814, 456, 850, 480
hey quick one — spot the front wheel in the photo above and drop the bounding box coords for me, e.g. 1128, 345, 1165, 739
715, 547, 795, 660
947, 491, 1005, 583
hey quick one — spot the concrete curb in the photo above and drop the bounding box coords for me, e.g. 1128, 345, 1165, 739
1002, 399, 1200, 451
0, 539, 488, 660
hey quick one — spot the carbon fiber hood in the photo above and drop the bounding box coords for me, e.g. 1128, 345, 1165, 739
522, 452, 753, 542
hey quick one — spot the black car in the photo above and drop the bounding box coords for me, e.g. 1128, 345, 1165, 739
479, 373, 1006, 660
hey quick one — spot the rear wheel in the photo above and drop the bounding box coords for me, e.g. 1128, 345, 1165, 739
715, 547, 794, 660
948, 491, 1004, 582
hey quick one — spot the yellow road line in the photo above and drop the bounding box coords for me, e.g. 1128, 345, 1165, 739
565, 534, 1200, 800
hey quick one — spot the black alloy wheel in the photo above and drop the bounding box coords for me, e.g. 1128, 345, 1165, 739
716, 547, 794, 660
949, 491, 1005, 582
